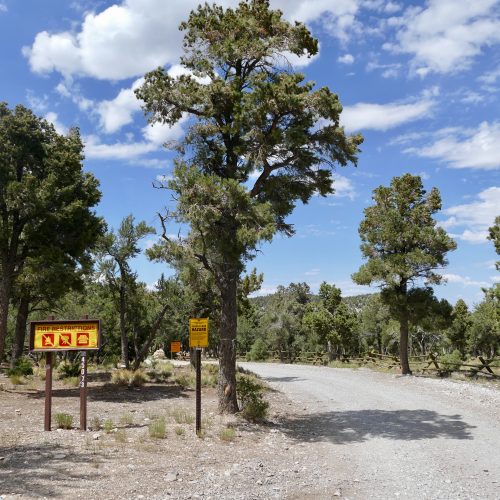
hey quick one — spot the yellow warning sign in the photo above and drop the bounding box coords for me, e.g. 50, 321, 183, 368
30, 321, 100, 351
189, 318, 208, 348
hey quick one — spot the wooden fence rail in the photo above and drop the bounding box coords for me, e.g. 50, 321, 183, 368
237, 350, 499, 378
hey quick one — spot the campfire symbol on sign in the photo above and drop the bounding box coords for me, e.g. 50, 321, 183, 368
41, 333, 55, 347
77, 332, 89, 346
59, 333, 72, 346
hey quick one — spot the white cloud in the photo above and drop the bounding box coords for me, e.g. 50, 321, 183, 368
338, 53, 354, 64
84, 114, 186, 160
26, 90, 49, 114
304, 268, 320, 276
24, 0, 365, 81
385, 0, 500, 76
44, 112, 68, 135
439, 187, 500, 244
342, 98, 434, 132
442, 273, 490, 288
0, 3, 7, 13
97, 78, 144, 133
332, 174, 357, 200
410, 121, 500, 170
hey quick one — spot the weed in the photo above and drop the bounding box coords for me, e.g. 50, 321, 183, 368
174, 426, 185, 436
9, 374, 25, 386
103, 418, 114, 433
173, 372, 195, 389
55, 413, 73, 429
119, 413, 134, 426
90, 416, 102, 431
63, 376, 79, 387
149, 417, 167, 439
171, 408, 194, 424
114, 430, 127, 443
219, 427, 236, 442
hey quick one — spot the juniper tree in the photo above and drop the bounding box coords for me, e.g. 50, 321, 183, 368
137, 0, 362, 412
352, 174, 456, 374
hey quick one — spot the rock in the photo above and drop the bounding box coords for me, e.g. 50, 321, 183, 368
256, 480, 263, 485
164, 472, 178, 483
54, 454, 67, 459
93, 433, 101, 440
333, 491, 341, 497
153, 349, 166, 360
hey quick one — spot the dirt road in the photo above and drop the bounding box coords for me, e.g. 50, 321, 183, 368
241, 362, 500, 499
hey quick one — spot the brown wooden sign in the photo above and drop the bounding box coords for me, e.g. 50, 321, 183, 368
30, 319, 101, 352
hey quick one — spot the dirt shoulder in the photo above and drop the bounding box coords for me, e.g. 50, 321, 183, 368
0, 364, 332, 500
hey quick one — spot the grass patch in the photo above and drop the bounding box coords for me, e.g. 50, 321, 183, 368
173, 371, 195, 389
171, 408, 194, 424
9, 374, 26, 386
114, 429, 127, 443
119, 413, 134, 426
219, 427, 236, 442
149, 417, 167, 439
57, 361, 80, 379
55, 413, 73, 429
7, 357, 33, 377
174, 426, 185, 436
90, 416, 102, 431
148, 362, 173, 383
63, 376, 79, 387
111, 369, 148, 387
103, 418, 114, 433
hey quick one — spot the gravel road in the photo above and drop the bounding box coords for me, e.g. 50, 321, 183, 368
240, 362, 500, 499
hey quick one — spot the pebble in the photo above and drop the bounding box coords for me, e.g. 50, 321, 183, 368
54, 454, 67, 459
164, 473, 178, 483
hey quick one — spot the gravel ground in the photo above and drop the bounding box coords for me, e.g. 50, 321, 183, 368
241, 362, 500, 500
0, 363, 499, 499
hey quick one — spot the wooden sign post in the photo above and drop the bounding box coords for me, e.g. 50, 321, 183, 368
30, 318, 100, 431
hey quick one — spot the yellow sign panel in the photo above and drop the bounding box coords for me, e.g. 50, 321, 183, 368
170, 341, 182, 353
189, 318, 209, 348
30, 321, 100, 351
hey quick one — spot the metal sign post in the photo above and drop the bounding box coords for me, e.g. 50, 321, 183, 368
195, 348, 202, 435
189, 319, 208, 436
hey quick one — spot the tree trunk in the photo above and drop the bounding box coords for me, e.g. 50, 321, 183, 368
11, 294, 30, 365
119, 284, 129, 368
0, 278, 12, 362
217, 267, 239, 414
399, 311, 412, 375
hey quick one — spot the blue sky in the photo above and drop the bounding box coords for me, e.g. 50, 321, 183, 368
1, 0, 499, 307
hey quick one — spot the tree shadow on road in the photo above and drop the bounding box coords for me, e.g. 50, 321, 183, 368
277, 409, 475, 444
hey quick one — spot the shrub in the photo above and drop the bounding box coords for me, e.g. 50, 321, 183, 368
119, 413, 134, 426
9, 374, 25, 386
174, 426, 185, 436
8, 357, 34, 377
440, 350, 463, 373
149, 417, 167, 439
55, 413, 73, 429
246, 338, 269, 361
63, 376, 79, 387
57, 361, 80, 379
148, 363, 173, 383
174, 372, 195, 388
237, 375, 269, 422
111, 369, 147, 387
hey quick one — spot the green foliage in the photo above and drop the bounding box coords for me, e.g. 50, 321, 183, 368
352, 174, 456, 373
148, 417, 167, 439
137, 0, 361, 412
57, 361, 80, 379
237, 374, 269, 422
55, 413, 73, 429
440, 349, 464, 373
468, 292, 499, 357
446, 299, 471, 355
103, 419, 114, 433
7, 356, 33, 377
246, 337, 269, 361
488, 216, 500, 271
0, 103, 103, 361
